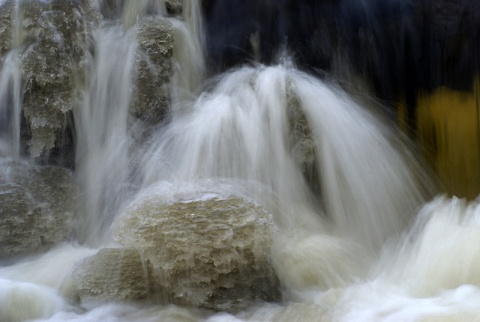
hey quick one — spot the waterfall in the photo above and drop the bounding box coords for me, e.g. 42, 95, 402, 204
0, 51, 23, 157
1, 1, 480, 321
74, 25, 137, 245
0, 1, 24, 158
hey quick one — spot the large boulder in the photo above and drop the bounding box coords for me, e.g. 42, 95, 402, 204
110, 192, 281, 311
0, 159, 76, 258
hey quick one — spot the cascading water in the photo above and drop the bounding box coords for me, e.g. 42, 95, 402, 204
0, 51, 23, 157
74, 25, 137, 245
0, 1, 23, 158
0, 0, 479, 322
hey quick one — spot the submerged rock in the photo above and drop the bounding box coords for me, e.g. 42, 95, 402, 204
111, 193, 281, 311
0, 159, 76, 258
132, 17, 174, 124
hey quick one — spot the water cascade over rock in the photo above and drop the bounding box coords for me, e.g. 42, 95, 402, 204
2, 1, 480, 322
0, 0, 100, 163
0, 158, 75, 258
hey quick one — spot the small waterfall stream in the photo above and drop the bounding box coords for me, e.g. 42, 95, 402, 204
0, 1, 479, 322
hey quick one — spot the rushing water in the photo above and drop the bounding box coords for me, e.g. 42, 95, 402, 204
1, 1, 479, 322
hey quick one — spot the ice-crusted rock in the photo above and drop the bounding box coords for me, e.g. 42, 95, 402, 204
0, 1, 15, 59
112, 193, 281, 311
72, 248, 149, 303
286, 85, 320, 195
132, 17, 174, 124
0, 159, 76, 258
20, 0, 99, 161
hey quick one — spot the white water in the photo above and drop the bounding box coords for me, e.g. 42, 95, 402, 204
1, 1, 480, 322
74, 24, 137, 245
0, 51, 23, 158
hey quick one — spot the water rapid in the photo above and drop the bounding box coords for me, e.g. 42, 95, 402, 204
0, 1, 478, 322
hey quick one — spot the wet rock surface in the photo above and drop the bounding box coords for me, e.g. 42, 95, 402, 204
165, 0, 183, 15
111, 194, 281, 311
72, 248, 149, 303
286, 85, 320, 196
0, 159, 76, 258
132, 17, 174, 124
0, 1, 14, 59
20, 0, 99, 161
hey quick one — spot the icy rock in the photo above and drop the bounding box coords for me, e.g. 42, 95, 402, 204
286, 85, 320, 195
132, 17, 174, 124
0, 1, 14, 59
113, 194, 281, 311
72, 248, 150, 303
0, 159, 76, 258
20, 0, 99, 161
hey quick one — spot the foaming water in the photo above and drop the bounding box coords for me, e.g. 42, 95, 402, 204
0, 278, 65, 322
3, 1, 480, 321
141, 64, 427, 251
3, 60, 480, 321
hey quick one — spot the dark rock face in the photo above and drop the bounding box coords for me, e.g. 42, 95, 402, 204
0, 159, 76, 258
165, 0, 183, 15
110, 193, 281, 311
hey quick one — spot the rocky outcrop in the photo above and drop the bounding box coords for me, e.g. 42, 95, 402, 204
132, 17, 174, 124
0, 1, 14, 60
0, 159, 76, 258
20, 0, 99, 162
104, 193, 281, 311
